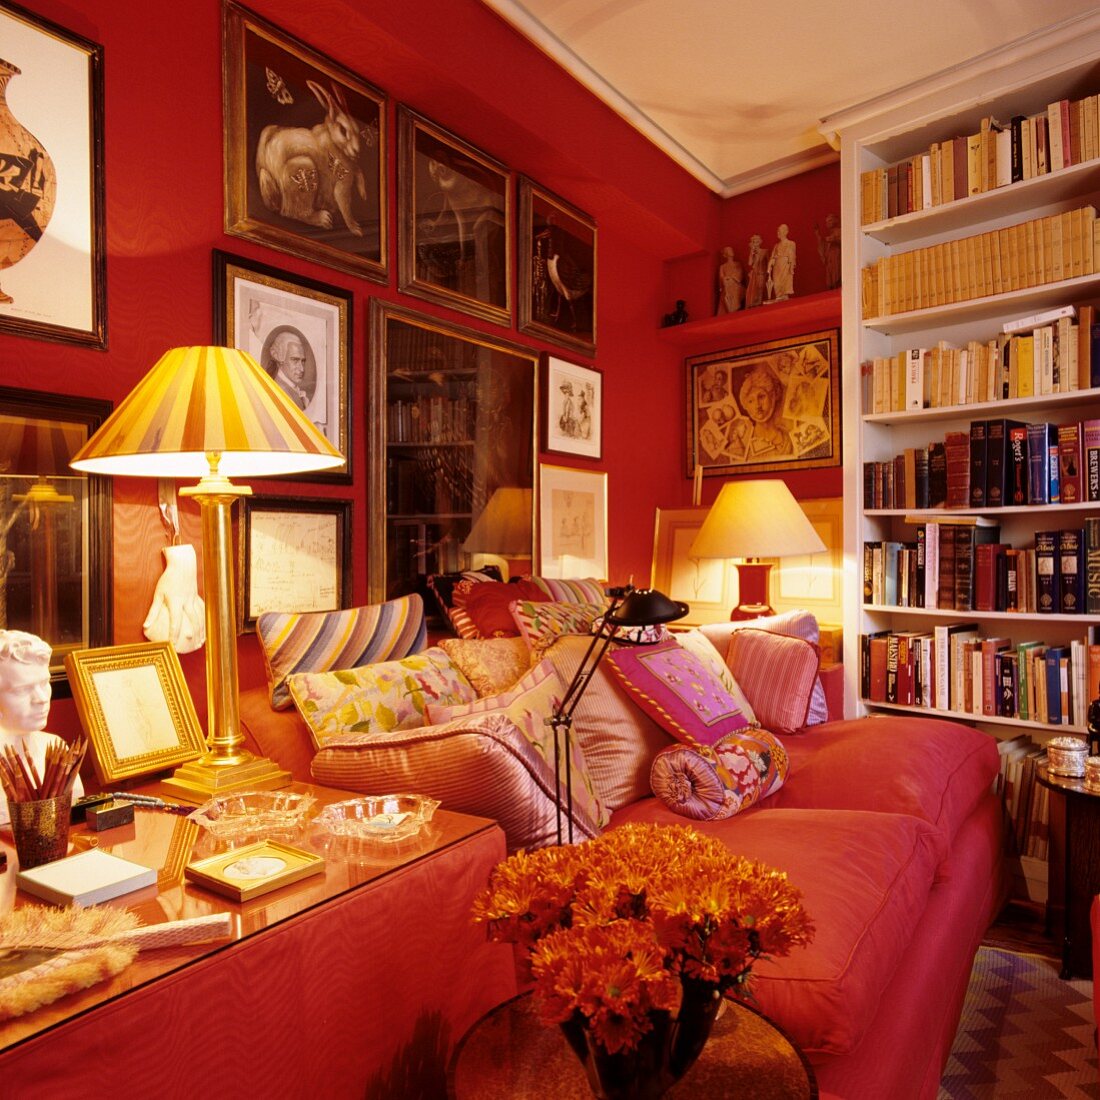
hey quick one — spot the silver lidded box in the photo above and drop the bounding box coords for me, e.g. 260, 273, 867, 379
1047, 735, 1089, 778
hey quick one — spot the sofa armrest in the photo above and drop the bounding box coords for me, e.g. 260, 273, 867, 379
820, 662, 844, 723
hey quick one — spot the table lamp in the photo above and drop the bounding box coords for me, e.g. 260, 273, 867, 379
461, 486, 532, 581
70, 346, 343, 800
548, 584, 687, 843
690, 479, 825, 620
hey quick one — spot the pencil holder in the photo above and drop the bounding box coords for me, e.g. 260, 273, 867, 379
10, 792, 72, 869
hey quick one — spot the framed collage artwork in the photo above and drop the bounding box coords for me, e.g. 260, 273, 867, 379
686, 328, 841, 478
213, 250, 352, 482
543, 356, 601, 459
0, 2, 106, 348
397, 107, 511, 325
222, 0, 387, 282
519, 179, 596, 355
538, 464, 607, 580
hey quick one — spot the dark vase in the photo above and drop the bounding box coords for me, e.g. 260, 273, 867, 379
560, 978, 723, 1100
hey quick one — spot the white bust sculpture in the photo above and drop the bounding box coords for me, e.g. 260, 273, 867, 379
0, 629, 83, 825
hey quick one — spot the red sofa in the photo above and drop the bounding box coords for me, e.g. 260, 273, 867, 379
240, 643, 1004, 1100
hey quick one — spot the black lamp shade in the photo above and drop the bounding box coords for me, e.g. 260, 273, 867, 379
608, 588, 687, 627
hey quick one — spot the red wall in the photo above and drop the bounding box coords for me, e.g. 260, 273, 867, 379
2, 0, 839, 732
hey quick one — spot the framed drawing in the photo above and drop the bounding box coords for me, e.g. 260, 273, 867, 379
543, 356, 601, 459
0, 387, 112, 691
762, 496, 844, 623
64, 642, 207, 784
238, 496, 351, 628
539, 464, 607, 580
213, 250, 352, 482
0, 2, 105, 348
686, 328, 841, 478
222, 0, 387, 283
397, 107, 510, 325
519, 178, 596, 355
650, 507, 738, 627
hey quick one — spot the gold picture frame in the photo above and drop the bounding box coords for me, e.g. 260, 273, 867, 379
64, 642, 207, 783
761, 496, 844, 622
185, 839, 324, 902
538, 464, 607, 580
650, 507, 739, 626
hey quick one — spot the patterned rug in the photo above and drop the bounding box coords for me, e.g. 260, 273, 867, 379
939, 947, 1097, 1098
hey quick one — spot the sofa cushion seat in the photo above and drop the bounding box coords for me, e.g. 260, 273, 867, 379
607, 799, 945, 1059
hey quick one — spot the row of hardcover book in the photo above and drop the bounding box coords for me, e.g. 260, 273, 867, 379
860, 206, 1098, 319
997, 734, 1050, 863
862, 305, 1100, 414
863, 517, 1100, 614
863, 417, 1100, 511
860, 625, 1100, 728
860, 95, 1100, 226
388, 391, 476, 444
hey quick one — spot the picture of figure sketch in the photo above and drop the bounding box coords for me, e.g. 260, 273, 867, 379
688, 332, 839, 477
545, 358, 601, 458
539, 466, 607, 579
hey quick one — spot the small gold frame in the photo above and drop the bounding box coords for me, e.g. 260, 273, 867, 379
64, 641, 207, 783
184, 839, 324, 902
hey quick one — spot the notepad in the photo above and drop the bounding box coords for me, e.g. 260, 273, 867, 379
16, 848, 157, 906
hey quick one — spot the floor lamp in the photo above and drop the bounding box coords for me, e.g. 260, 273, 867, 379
690, 480, 826, 620
71, 346, 343, 800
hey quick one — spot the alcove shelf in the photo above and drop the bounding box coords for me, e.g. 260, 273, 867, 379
656, 288, 841, 348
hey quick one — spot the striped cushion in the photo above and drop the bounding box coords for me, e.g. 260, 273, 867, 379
700, 610, 828, 725
425, 659, 608, 829
522, 576, 607, 604
724, 629, 821, 735
426, 567, 503, 632
310, 713, 601, 851
257, 595, 427, 709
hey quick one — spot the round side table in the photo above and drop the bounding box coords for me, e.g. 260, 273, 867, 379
448, 991, 818, 1099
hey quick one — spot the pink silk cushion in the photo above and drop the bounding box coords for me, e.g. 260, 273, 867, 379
608, 800, 944, 1059
606, 638, 752, 747
650, 728, 788, 820
724, 629, 820, 735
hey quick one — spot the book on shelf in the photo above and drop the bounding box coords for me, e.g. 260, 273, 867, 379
1026, 422, 1059, 504
1082, 418, 1100, 501
944, 430, 971, 508
1086, 516, 1100, 615
16, 848, 156, 907
968, 420, 988, 508
1059, 527, 1085, 613
1003, 304, 1076, 333
1035, 530, 1060, 613
1058, 423, 1083, 503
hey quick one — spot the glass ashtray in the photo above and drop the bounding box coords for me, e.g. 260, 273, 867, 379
313, 794, 440, 842
188, 790, 317, 843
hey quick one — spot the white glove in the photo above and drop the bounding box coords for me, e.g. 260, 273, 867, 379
143, 544, 206, 653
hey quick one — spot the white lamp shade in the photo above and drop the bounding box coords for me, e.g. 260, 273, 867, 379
690, 479, 826, 560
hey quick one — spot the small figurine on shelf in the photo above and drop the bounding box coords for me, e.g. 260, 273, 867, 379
745, 234, 768, 308
661, 299, 689, 327
715, 246, 744, 314
815, 213, 841, 290
766, 223, 796, 302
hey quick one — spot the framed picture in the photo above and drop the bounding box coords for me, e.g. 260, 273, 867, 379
539, 464, 607, 580
519, 178, 596, 355
686, 328, 841, 477
762, 496, 844, 622
397, 107, 510, 325
650, 507, 739, 626
185, 839, 324, 902
0, 386, 113, 691
0, 2, 105, 348
222, 0, 387, 283
64, 642, 207, 784
213, 250, 352, 482
238, 496, 352, 628
543, 356, 601, 459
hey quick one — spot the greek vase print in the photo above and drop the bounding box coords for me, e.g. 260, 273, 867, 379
0, 57, 56, 304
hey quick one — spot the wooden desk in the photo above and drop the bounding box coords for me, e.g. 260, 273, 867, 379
448, 991, 817, 1099
1, 782, 516, 1098
1037, 764, 1100, 979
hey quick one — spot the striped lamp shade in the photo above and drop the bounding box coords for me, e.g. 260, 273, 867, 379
70, 346, 343, 478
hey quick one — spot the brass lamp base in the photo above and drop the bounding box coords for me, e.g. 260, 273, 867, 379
161, 752, 291, 803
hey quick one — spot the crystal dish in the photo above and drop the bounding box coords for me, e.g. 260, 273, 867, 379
314, 794, 440, 842
188, 790, 317, 843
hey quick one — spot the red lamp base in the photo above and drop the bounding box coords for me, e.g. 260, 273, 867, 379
730, 560, 774, 621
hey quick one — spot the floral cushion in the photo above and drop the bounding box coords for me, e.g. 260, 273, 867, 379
256, 595, 427, 710
426, 659, 608, 829
510, 599, 606, 658
286, 647, 477, 750
650, 728, 788, 820
724, 629, 820, 736
606, 638, 753, 748
438, 636, 533, 697
667, 629, 758, 729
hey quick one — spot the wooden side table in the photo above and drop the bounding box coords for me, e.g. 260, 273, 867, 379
1037, 763, 1100, 979
447, 991, 817, 1099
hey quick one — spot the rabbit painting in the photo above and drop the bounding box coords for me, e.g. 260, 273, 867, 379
255, 79, 374, 235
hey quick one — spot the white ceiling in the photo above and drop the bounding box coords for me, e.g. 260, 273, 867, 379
483, 0, 1100, 196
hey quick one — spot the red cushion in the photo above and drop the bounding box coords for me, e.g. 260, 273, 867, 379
609, 800, 943, 1058
460, 580, 547, 638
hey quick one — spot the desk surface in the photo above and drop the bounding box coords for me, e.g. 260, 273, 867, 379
448, 991, 818, 1099
0, 780, 498, 1052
